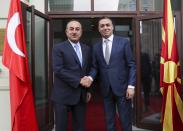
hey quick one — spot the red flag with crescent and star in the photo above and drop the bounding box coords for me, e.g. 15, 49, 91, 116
2, 0, 38, 131
160, 0, 183, 131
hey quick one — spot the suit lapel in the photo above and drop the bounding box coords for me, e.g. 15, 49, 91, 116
99, 36, 119, 65
66, 41, 82, 67
80, 44, 86, 67
109, 36, 119, 64
99, 39, 106, 64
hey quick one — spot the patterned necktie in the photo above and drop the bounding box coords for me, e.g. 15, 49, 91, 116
74, 44, 82, 65
104, 39, 110, 64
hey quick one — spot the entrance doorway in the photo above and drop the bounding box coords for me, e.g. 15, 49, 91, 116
137, 18, 162, 130
52, 18, 135, 130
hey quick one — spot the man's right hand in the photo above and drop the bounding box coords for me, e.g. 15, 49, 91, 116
80, 76, 92, 88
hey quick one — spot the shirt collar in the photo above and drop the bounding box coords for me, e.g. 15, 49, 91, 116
102, 34, 114, 43
68, 39, 80, 47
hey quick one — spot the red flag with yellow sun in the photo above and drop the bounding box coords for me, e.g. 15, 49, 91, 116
160, 0, 183, 131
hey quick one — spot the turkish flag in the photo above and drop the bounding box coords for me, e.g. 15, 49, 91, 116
2, 0, 38, 131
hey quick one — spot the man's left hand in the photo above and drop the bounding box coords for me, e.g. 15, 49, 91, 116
86, 92, 92, 103
126, 88, 135, 99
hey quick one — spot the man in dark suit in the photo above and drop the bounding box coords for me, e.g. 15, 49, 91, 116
52, 20, 92, 131
89, 17, 136, 131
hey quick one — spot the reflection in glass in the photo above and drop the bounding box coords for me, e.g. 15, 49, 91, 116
140, 0, 163, 11
48, 0, 91, 11
34, 15, 48, 128
141, 52, 152, 112
118, 0, 136, 11
171, 0, 181, 11
140, 0, 181, 11
140, 19, 162, 124
48, 0, 73, 11
94, 0, 136, 11
26, 11, 32, 76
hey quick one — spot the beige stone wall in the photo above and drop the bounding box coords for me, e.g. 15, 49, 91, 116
0, 56, 10, 131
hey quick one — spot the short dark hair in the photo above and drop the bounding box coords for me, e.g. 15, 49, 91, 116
98, 16, 113, 26
66, 19, 82, 29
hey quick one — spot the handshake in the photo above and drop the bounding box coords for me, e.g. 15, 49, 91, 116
80, 76, 93, 88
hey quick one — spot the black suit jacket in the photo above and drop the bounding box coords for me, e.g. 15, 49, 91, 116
51, 40, 91, 105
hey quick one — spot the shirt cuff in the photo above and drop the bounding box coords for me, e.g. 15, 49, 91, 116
87, 76, 93, 81
128, 85, 135, 89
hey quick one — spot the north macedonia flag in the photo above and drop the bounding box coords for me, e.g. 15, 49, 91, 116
160, 0, 183, 131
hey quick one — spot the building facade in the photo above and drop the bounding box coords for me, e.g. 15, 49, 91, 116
0, 0, 183, 131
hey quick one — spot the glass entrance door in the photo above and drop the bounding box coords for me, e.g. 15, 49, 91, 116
136, 17, 162, 130
21, 3, 53, 131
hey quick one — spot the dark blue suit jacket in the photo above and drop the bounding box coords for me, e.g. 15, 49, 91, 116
90, 35, 136, 97
51, 40, 91, 105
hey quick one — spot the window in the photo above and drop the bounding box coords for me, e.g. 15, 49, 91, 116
94, 0, 136, 11
48, 0, 91, 11
140, 0, 163, 11
47, 0, 181, 12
